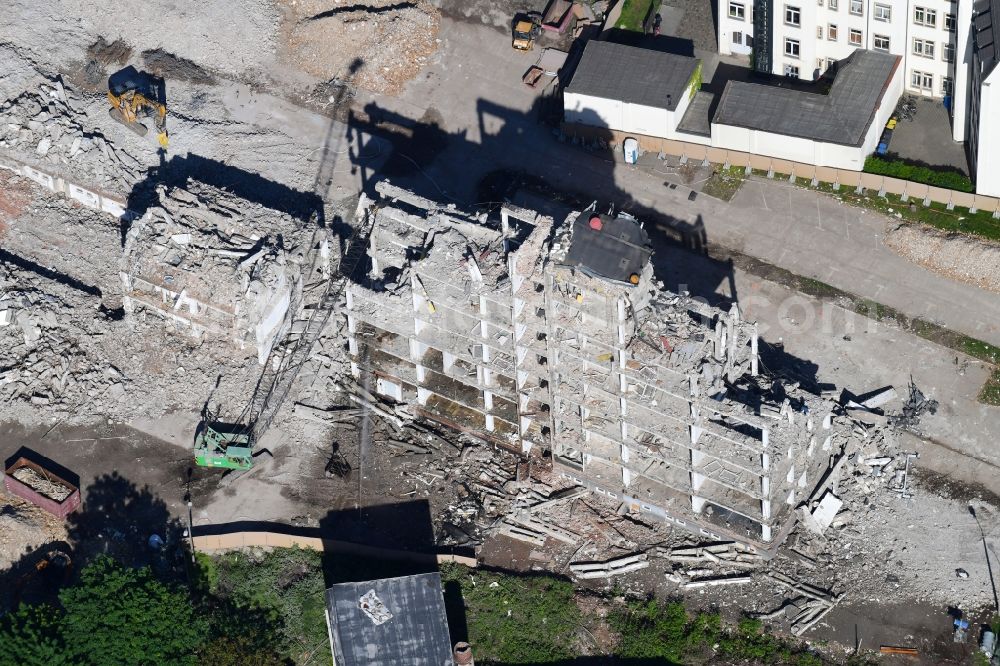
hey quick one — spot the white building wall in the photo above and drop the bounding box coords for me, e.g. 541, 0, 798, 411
951, 0, 975, 140
564, 93, 690, 139
975, 73, 1000, 196
712, 123, 867, 168
719, 0, 755, 56
759, 0, 967, 99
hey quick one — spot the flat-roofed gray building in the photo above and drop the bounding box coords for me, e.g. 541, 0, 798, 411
324, 572, 455, 666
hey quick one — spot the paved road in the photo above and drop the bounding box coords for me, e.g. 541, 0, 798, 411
367, 18, 1000, 348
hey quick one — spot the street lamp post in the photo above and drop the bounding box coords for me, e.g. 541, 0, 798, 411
970, 505, 999, 612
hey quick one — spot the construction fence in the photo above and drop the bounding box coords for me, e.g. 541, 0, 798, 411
562, 122, 1000, 216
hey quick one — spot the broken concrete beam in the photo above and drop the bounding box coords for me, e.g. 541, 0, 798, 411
526, 486, 589, 513
846, 407, 888, 426
791, 601, 836, 636
569, 553, 649, 579
859, 386, 898, 409
767, 572, 837, 603
800, 490, 843, 535
509, 511, 581, 544
499, 523, 546, 546
684, 574, 753, 589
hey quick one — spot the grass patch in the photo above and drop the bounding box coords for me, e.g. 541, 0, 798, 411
441, 564, 582, 664
810, 180, 1000, 243
617, 0, 659, 31
702, 168, 746, 201
864, 156, 974, 193
980, 368, 1000, 406
201, 547, 330, 664
610, 599, 825, 664
737, 167, 1000, 243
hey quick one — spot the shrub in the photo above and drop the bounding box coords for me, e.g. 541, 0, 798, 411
863, 156, 974, 192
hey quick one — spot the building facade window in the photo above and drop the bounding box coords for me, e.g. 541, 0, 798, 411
816, 58, 826, 71
849, 28, 863, 45
943, 42, 955, 61
910, 69, 933, 91
827, 57, 837, 69
785, 64, 800, 76
785, 5, 801, 25
945, 13, 956, 31
818, 0, 823, 6
829, 0, 839, 9
785, 37, 801, 56
729, 1, 745, 19
817, 25, 824, 38
829, 23, 838, 39
913, 38, 935, 58
874, 34, 890, 50
874, 3, 892, 21
913, 7, 936, 26
850, 0, 863, 15
733, 30, 743, 43
942, 76, 953, 96
746, 33, 754, 46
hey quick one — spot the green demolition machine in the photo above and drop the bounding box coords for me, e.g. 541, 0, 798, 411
193, 411, 255, 471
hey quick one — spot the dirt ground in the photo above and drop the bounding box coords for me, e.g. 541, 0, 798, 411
1, 2, 1000, 663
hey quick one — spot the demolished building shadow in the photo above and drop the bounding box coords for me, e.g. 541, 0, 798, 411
122, 153, 353, 248
341, 91, 829, 389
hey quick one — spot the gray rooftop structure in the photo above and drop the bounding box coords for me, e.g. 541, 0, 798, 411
974, 0, 1000, 75
564, 40, 699, 111
325, 572, 455, 666
562, 213, 652, 283
712, 50, 900, 146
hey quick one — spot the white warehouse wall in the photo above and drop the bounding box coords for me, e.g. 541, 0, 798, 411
719, 0, 755, 56
975, 75, 1000, 196
952, 0, 975, 140
564, 92, 691, 140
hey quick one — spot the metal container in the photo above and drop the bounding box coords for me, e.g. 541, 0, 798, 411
4, 457, 81, 519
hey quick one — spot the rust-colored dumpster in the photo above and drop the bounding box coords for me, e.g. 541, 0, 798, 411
4, 457, 81, 519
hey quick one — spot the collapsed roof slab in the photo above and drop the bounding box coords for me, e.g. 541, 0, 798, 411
120, 181, 322, 363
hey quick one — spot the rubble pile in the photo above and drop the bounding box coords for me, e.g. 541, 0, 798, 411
285, 0, 442, 95
122, 181, 321, 362
11, 467, 73, 501
0, 269, 123, 411
0, 496, 69, 569
0, 81, 143, 190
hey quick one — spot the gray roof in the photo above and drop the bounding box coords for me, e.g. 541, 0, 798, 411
325, 573, 454, 666
712, 50, 900, 146
565, 40, 699, 111
562, 214, 652, 283
974, 0, 1000, 75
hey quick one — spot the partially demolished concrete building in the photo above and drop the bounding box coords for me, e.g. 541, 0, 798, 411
347, 182, 847, 554
121, 183, 324, 363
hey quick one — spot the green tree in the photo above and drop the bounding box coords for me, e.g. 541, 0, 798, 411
59, 556, 208, 666
0, 603, 73, 666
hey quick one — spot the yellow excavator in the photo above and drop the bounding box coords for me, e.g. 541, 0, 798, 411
107, 67, 169, 148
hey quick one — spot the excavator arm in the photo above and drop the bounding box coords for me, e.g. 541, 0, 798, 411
108, 89, 169, 148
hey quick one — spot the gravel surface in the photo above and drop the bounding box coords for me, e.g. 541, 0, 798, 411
886, 223, 1000, 295
283, 0, 441, 94
0, 496, 69, 569
2, 0, 280, 82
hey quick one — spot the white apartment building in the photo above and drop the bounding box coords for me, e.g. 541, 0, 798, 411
719, 0, 965, 99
